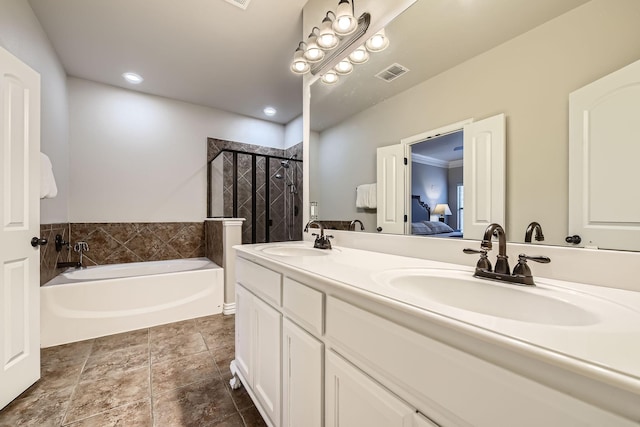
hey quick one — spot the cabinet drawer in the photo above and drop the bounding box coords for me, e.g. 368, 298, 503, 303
283, 277, 324, 336
236, 257, 282, 306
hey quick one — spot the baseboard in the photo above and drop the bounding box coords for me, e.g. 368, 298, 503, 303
223, 302, 236, 315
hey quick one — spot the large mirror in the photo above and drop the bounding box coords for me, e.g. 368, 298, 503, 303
308, 0, 640, 249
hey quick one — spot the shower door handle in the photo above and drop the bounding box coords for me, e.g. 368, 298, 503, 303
31, 237, 48, 247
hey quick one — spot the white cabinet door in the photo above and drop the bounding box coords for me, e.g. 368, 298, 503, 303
462, 114, 506, 240
569, 59, 640, 251
282, 318, 323, 427
0, 46, 41, 410
253, 297, 282, 427
326, 351, 415, 427
376, 143, 406, 234
235, 284, 253, 385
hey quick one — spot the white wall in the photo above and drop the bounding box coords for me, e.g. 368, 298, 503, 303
284, 115, 303, 149
310, 0, 640, 244
0, 0, 69, 223
68, 77, 285, 222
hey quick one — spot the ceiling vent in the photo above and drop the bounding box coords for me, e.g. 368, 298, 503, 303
375, 63, 410, 82
224, 0, 251, 10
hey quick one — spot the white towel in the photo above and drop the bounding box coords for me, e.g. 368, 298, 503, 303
356, 183, 377, 209
40, 152, 58, 199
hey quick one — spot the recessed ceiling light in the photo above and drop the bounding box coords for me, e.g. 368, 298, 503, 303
264, 106, 277, 117
122, 72, 144, 84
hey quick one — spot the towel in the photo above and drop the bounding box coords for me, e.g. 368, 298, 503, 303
40, 152, 58, 199
356, 183, 377, 209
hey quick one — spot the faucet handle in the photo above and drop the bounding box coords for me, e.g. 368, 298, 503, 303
518, 254, 550, 264
463, 248, 492, 272
513, 253, 550, 277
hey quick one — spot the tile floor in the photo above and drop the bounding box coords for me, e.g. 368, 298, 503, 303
0, 314, 267, 427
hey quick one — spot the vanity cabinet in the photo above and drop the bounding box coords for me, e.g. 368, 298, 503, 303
282, 318, 323, 427
233, 252, 636, 427
326, 350, 438, 427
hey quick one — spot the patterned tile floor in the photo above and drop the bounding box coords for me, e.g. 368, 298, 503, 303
0, 314, 266, 427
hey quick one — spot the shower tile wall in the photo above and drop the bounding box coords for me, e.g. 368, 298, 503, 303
209, 138, 303, 244
39, 222, 206, 285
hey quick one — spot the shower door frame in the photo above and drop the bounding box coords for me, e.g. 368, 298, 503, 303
207, 149, 302, 244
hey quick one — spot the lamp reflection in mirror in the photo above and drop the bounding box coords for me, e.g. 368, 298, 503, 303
335, 58, 353, 75
433, 203, 452, 222
365, 28, 389, 52
349, 45, 370, 64
322, 70, 339, 84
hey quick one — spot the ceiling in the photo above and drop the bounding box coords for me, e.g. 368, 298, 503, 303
27, 0, 308, 125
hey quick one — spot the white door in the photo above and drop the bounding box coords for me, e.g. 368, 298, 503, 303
325, 350, 415, 427
569, 59, 640, 251
0, 46, 41, 409
282, 318, 323, 427
463, 114, 506, 240
376, 144, 406, 234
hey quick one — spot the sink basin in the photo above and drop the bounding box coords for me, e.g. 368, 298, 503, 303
258, 245, 337, 257
373, 269, 600, 326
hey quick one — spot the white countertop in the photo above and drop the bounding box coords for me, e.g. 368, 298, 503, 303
235, 241, 640, 395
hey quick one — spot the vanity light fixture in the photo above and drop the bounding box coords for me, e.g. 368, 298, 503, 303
263, 106, 277, 116
365, 28, 389, 52
290, 0, 388, 83
122, 72, 144, 84
321, 70, 339, 84
303, 27, 325, 63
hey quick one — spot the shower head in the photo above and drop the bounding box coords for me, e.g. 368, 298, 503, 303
280, 160, 290, 169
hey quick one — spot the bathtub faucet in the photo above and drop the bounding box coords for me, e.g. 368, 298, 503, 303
74, 241, 89, 267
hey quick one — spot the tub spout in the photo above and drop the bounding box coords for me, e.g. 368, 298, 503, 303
56, 261, 82, 269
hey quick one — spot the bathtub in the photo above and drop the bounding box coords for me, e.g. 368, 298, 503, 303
41, 258, 223, 347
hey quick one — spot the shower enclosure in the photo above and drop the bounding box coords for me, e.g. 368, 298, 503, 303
207, 141, 303, 244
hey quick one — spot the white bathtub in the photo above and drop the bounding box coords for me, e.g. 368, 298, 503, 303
41, 258, 223, 347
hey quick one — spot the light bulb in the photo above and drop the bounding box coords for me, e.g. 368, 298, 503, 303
365, 29, 389, 52
334, 59, 353, 75
322, 71, 338, 84
349, 46, 369, 64
317, 16, 339, 50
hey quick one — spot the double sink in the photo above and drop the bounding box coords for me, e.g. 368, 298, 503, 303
254, 243, 634, 328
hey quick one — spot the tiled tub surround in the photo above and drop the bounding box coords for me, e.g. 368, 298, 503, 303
39, 222, 206, 285
208, 138, 303, 244
0, 314, 267, 427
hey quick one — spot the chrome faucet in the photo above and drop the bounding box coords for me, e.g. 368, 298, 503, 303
304, 221, 333, 249
349, 219, 365, 231
464, 223, 550, 286
74, 241, 89, 267
524, 221, 544, 243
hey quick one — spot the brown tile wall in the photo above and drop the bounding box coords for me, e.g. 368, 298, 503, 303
204, 221, 223, 266
40, 222, 206, 285
40, 223, 71, 285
